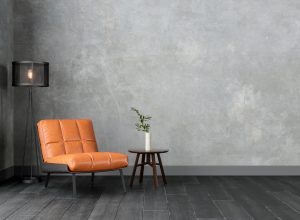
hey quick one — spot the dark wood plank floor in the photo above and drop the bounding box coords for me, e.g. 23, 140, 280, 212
1, 176, 300, 219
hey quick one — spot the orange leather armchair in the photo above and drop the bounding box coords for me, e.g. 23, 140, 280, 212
37, 119, 128, 195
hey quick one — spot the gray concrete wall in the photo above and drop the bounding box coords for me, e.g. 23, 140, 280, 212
13, 0, 300, 167
0, 0, 14, 175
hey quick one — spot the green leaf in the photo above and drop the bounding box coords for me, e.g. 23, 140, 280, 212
131, 107, 151, 133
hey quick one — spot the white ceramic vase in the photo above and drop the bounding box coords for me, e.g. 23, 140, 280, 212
145, 132, 151, 151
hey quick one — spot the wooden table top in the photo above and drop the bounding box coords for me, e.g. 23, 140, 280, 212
128, 148, 169, 154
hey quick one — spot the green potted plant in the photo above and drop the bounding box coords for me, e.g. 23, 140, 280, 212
131, 107, 152, 151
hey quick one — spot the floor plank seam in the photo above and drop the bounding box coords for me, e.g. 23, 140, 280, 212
34, 195, 56, 217
57, 197, 77, 220
211, 200, 226, 220
240, 204, 255, 220
112, 191, 126, 220
163, 185, 171, 220
284, 189, 300, 198
57, 199, 74, 220
3, 193, 33, 220
269, 191, 300, 214
142, 186, 146, 220
183, 183, 198, 219
85, 190, 103, 220
264, 205, 282, 220
210, 177, 235, 201
165, 193, 187, 196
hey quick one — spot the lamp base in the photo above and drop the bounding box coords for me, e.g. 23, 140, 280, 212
22, 176, 38, 184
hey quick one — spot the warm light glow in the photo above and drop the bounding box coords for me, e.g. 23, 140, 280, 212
27, 69, 33, 79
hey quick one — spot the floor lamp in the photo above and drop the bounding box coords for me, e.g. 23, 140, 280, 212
12, 61, 49, 183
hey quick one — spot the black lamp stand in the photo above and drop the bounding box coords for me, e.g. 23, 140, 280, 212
12, 61, 49, 184
21, 87, 41, 183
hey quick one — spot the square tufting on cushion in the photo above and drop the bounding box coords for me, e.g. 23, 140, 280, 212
38, 119, 98, 161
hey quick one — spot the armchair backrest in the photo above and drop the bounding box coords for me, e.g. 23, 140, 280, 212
37, 119, 98, 161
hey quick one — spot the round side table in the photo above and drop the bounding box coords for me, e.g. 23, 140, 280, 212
128, 148, 169, 188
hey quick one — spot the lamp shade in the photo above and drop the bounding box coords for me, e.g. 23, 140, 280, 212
12, 61, 49, 87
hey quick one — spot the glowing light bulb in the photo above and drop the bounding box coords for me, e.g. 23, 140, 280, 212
28, 69, 33, 79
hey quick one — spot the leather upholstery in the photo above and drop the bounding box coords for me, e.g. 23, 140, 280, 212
37, 119, 128, 172
46, 152, 128, 172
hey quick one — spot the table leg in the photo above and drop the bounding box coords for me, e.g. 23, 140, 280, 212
130, 153, 140, 188
151, 153, 158, 188
157, 153, 167, 185
139, 154, 145, 183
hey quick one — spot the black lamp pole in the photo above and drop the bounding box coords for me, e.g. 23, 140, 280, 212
12, 61, 49, 183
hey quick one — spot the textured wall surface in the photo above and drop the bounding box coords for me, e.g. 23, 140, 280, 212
14, 0, 300, 166
0, 0, 14, 171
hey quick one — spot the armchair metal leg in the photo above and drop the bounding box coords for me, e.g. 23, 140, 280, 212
119, 169, 126, 193
45, 173, 50, 188
72, 174, 77, 197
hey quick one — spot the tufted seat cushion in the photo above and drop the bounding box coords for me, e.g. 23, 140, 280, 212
46, 152, 128, 172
